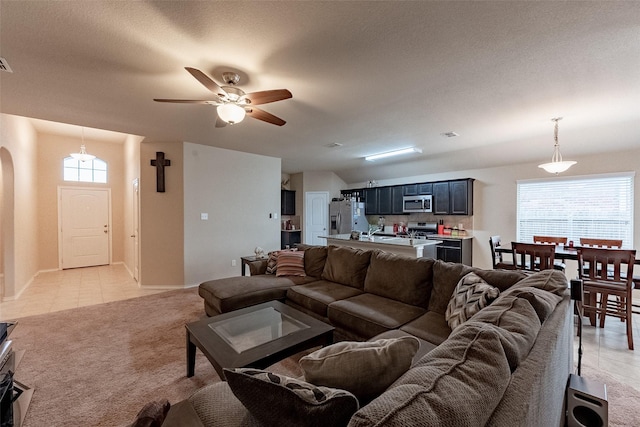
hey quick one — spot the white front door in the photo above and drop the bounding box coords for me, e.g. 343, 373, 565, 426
59, 187, 111, 269
304, 192, 329, 246
132, 178, 140, 281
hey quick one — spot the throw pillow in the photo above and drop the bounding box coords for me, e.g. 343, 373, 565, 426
265, 248, 297, 275
299, 336, 419, 403
446, 272, 500, 331
276, 251, 306, 277
224, 368, 359, 427
130, 399, 170, 427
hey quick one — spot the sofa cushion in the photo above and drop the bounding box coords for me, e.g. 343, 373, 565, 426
276, 251, 306, 277
300, 337, 419, 404
187, 382, 261, 427
328, 293, 426, 339
321, 245, 372, 289
286, 281, 363, 318
302, 246, 328, 278
363, 251, 434, 307
470, 295, 542, 370
130, 399, 170, 427
266, 249, 297, 275
370, 330, 437, 365
428, 260, 474, 314
502, 286, 563, 324
225, 368, 359, 427
445, 272, 500, 331
348, 322, 513, 427
199, 275, 316, 315
399, 311, 451, 346
472, 268, 527, 292
507, 268, 568, 295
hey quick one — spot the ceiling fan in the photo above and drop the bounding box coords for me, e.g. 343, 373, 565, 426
154, 67, 292, 126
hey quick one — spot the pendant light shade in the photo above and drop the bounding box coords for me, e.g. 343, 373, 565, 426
70, 128, 96, 162
538, 117, 576, 174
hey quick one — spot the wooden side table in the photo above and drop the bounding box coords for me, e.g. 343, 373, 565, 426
240, 256, 261, 276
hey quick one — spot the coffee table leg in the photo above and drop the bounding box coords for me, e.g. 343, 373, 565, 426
186, 331, 196, 377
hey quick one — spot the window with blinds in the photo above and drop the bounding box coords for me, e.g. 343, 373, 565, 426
517, 173, 634, 248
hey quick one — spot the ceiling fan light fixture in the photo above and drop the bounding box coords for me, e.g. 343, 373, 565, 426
365, 147, 422, 162
70, 128, 96, 162
217, 103, 246, 125
538, 117, 576, 174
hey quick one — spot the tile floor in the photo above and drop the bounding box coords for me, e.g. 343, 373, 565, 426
2, 265, 640, 394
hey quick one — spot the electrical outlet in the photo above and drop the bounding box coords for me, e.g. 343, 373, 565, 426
231, 259, 237, 267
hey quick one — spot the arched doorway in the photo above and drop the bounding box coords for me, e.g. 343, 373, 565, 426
0, 147, 15, 300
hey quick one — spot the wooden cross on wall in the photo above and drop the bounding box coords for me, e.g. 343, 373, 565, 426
150, 152, 171, 192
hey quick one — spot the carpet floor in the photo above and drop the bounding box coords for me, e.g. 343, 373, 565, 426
10, 288, 640, 426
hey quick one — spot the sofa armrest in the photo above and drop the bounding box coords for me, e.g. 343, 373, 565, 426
248, 259, 268, 275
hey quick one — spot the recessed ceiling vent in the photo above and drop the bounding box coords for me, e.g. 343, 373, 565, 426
325, 142, 343, 148
441, 131, 459, 138
0, 57, 13, 73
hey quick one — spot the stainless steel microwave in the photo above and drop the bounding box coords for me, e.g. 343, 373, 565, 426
403, 195, 433, 213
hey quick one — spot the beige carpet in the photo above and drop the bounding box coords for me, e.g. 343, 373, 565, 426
10, 288, 640, 426
10, 288, 303, 427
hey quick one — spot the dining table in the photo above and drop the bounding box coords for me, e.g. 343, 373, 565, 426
495, 244, 640, 316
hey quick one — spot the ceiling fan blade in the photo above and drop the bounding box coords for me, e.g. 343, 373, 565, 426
184, 67, 228, 97
245, 89, 292, 105
153, 99, 214, 104
246, 107, 286, 126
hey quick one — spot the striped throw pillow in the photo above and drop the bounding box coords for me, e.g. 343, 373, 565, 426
445, 272, 500, 331
276, 251, 306, 277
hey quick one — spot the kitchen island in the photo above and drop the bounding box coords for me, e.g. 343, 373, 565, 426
321, 234, 441, 259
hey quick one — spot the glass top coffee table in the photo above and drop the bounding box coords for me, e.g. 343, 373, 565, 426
186, 301, 334, 379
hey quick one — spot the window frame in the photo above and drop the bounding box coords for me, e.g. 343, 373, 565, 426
63, 157, 108, 184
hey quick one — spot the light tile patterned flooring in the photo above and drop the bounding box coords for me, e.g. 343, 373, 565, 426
1, 265, 640, 394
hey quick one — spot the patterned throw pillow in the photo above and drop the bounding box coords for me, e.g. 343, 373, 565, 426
265, 248, 297, 275
445, 272, 500, 331
276, 251, 306, 277
224, 368, 359, 427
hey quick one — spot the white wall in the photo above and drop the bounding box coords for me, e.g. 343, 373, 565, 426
183, 142, 281, 287
0, 114, 39, 299
348, 147, 640, 271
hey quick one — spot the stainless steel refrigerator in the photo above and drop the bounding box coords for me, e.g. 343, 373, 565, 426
329, 200, 369, 235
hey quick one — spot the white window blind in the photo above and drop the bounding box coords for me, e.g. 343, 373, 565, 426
517, 173, 634, 248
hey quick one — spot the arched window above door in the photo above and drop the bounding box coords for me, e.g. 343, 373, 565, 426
63, 157, 108, 183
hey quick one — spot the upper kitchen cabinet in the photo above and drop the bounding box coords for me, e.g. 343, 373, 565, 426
391, 186, 405, 214
376, 187, 393, 215
364, 188, 377, 214
403, 183, 432, 196
281, 190, 296, 215
364, 186, 393, 215
433, 179, 474, 215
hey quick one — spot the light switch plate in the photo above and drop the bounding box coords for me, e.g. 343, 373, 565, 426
200, 213, 208, 220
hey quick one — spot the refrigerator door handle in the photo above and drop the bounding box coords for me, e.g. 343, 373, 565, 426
336, 211, 341, 233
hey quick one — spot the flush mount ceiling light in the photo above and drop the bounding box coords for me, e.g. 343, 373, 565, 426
538, 117, 576, 174
365, 147, 422, 162
70, 128, 96, 162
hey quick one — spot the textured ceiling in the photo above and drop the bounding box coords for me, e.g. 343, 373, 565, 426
1, 1, 639, 184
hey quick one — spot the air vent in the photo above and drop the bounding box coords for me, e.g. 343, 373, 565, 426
0, 57, 13, 73
325, 142, 343, 148
441, 131, 459, 138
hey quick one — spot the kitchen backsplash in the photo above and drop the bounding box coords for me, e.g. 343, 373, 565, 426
365, 213, 473, 232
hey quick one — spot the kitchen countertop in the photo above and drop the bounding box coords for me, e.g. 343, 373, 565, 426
323, 234, 442, 248
373, 233, 474, 240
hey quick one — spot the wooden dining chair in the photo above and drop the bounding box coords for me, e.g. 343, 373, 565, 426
533, 235, 568, 271
489, 236, 514, 270
577, 247, 636, 350
579, 238, 623, 248
511, 242, 556, 272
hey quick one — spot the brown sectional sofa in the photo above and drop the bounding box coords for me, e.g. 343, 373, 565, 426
185, 244, 572, 426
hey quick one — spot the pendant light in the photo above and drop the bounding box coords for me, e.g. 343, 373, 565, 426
70, 128, 96, 162
538, 117, 576, 174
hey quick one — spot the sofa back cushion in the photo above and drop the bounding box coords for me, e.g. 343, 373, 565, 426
363, 251, 434, 306
472, 269, 527, 292
349, 322, 513, 427
321, 245, 372, 289
427, 260, 474, 314
302, 246, 328, 278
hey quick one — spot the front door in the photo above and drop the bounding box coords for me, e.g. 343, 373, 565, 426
59, 187, 110, 269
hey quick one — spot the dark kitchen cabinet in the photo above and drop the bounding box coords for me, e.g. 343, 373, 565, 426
281, 190, 296, 215
364, 188, 378, 214
391, 186, 405, 214
376, 187, 392, 215
429, 237, 472, 265
417, 183, 433, 195
433, 179, 474, 215
403, 184, 418, 196
433, 182, 450, 215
